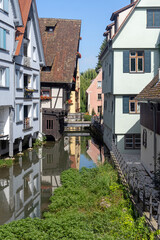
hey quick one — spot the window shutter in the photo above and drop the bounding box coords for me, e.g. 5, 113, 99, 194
5, 68, 9, 87
36, 104, 38, 118
123, 96, 129, 113
16, 105, 20, 122
154, 10, 160, 27
144, 51, 151, 73
16, 70, 19, 88
0, 28, 3, 49
147, 10, 153, 27
36, 76, 38, 89
123, 51, 129, 73
3, 0, 9, 12
3, 29, 6, 50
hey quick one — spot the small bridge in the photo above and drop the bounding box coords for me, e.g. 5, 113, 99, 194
64, 121, 91, 128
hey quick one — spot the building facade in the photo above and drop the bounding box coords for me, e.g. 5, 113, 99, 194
101, 0, 160, 153
39, 18, 81, 141
0, 0, 45, 157
86, 69, 103, 116
136, 72, 160, 176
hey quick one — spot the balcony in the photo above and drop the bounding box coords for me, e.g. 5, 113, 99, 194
24, 56, 31, 68
24, 88, 34, 99
24, 117, 31, 130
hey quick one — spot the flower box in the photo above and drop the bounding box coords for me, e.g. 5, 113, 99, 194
40, 96, 52, 100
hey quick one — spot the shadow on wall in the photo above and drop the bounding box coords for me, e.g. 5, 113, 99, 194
154, 33, 160, 76
117, 120, 141, 155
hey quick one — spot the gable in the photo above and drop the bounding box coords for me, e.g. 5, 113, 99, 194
15, 0, 45, 65
137, 0, 160, 7
112, 0, 160, 49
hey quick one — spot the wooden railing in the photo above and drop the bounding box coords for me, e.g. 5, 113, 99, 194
111, 140, 160, 231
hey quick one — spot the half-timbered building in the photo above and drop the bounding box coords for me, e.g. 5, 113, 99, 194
39, 18, 81, 141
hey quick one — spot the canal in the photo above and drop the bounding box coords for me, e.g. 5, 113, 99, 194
0, 134, 105, 225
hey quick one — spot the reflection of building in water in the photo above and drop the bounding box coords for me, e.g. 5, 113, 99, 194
41, 138, 70, 212
0, 151, 41, 225
69, 136, 81, 169
87, 140, 105, 165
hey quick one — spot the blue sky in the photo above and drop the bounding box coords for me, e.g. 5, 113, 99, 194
37, 0, 129, 72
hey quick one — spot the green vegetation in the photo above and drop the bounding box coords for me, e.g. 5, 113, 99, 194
83, 113, 92, 121
0, 159, 13, 168
95, 39, 107, 73
80, 69, 97, 112
33, 136, 46, 147
0, 163, 157, 239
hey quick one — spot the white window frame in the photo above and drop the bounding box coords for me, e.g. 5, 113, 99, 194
16, 104, 23, 123
97, 81, 102, 88
16, 70, 23, 89
33, 103, 38, 119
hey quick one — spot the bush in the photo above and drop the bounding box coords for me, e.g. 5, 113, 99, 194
83, 114, 92, 121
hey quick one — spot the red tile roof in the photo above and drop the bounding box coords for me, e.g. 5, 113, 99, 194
136, 74, 160, 102
15, 0, 32, 56
39, 18, 81, 84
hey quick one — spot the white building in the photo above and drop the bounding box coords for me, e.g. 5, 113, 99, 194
136, 72, 160, 176
101, 0, 160, 154
0, 0, 45, 157
0, 0, 22, 155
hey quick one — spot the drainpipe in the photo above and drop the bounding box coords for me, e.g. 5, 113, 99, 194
153, 103, 157, 175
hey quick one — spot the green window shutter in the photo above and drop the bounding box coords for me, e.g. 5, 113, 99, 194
123, 96, 129, 114
0, 28, 3, 49
3, 29, 6, 50
3, 0, 9, 12
16, 70, 19, 88
36, 104, 39, 118
16, 105, 20, 122
123, 51, 129, 73
5, 68, 9, 87
154, 10, 160, 27
147, 10, 153, 27
144, 51, 151, 73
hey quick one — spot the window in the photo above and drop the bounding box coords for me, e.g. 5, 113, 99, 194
123, 96, 140, 114
33, 46, 36, 61
46, 26, 55, 32
143, 129, 147, 148
98, 106, 102, 113
0, 28, 6, 50
33, 75, 38, 90
125, 134, 141, 149
41, 90, 50, 97
33, 103, 38, 119
97, 81, 102, 88
47, 120, 53, 129
0, 0, 9, 12
129, 97, 140, 114
16, 70, 23, 89
0, 67, 9, 87
102, 70, 105, 81
123, 50, 151, 73
16, 104, 22, 123
130, 51, 144, 72
98, 94, 101, 100
147, 9, 160, 28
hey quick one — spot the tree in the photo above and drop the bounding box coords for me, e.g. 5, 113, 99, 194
80, 69, 97, 113
95, 39, 107, 73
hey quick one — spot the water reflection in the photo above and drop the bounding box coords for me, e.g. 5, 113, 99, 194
0, 151, 40, 225
0, 135, 105, 225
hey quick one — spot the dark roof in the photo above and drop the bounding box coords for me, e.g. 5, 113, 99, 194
39, 18, 81, 84
136, 74, 160, 102
105, 22, 114, 31
110, 1, 136, 21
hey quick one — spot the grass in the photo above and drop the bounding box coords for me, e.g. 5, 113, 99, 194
0, 163, 158, 239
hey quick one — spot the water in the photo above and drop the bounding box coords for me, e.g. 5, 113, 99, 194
0, 135, 105, 225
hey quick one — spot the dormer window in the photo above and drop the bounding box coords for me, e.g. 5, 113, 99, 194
46, 26, 55, 32
42, 66, 52, 72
